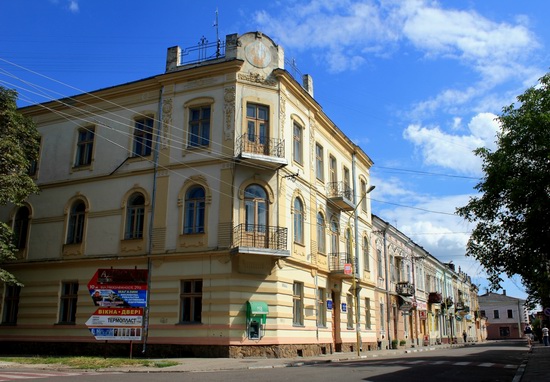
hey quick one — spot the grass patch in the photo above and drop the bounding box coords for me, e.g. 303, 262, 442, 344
0, 356, 179, 369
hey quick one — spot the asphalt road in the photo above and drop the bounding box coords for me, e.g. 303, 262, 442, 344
0, 340, 527, 382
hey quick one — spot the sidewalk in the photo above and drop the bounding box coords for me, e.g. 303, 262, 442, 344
517, 342, 550, 382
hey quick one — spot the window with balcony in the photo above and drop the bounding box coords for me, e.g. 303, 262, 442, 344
329, 155, 337, 184
293, 282, 304, 326
132, 116, 154, 157
74, 127, 94, 167
125, 192, 145, 240
343, 166, 351, 199
293, 197, 304, 244
59, 282, 78, 324
293, 122, 303, 165
2, 284, 21, 325
316, 212, 326, 254
330, 220, 339, 254
180, 279, 203, 323
315, 143, 324, 181
188, 106, 211, 148
246, 104, 269, 154
66, 200, 86, 244
184, 186, 205, 234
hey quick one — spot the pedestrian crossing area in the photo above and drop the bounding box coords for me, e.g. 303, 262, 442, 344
365, 359, 518, 369
0, 370, 116, 381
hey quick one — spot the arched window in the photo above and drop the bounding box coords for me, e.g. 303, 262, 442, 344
67, 201, 85, 244
316, 213, 326, 254
293, 198, 304, 244
244, 185, 267, 232
13, 206, 30, 249
184, 186, 205, 234
125, 193, 145, 239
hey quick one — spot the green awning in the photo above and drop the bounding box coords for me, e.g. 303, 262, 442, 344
247, 301, 269, 315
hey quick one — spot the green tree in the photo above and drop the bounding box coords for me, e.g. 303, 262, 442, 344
457, 73, 550, 308
0, 86, 40, 285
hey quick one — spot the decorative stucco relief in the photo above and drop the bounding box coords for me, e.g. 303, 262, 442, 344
161, 97, 173, 149
224, 86, 235, 141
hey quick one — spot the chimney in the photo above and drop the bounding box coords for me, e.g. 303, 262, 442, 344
503, 290, 506, 296
166, 46, 182, 72
302, 74, 314, 97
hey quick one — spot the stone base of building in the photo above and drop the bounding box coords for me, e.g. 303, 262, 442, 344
0, 340, 380, 359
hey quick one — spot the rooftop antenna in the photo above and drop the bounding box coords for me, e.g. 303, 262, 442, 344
214, 8, 221, 58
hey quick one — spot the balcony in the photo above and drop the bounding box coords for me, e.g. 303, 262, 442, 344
428, 292, 443, 304
230, 224, 289, 257
235, 133, 288, 169
328, 252, 354, 279
327, 182, 354, 211
396, 281, 415, 296
444, 297, 454, 308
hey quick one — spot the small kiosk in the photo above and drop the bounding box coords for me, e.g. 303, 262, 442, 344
246, 301, 268, 339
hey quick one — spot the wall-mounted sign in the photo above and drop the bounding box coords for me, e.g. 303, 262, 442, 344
327, 300, 333, 310
342, 303, 347, 312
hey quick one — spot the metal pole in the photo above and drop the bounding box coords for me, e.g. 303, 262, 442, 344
349, 185, 375, 356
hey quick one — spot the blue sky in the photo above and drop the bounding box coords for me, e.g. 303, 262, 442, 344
2, 0, 549, 301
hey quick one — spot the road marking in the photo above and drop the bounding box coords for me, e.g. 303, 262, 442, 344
479, 363, 495, 367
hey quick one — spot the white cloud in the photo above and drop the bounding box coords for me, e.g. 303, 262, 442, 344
403, 112, 499, 175
68, 1, 79, 13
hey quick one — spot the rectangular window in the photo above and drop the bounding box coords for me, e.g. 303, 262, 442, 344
133, 116, 154, 157
507, 309, 513, 319
75, 127, 94, 167
365, 298, 372, 330
493, 309, 500, 319
347, 294, 354, 329
315, 143, 324, 181
480, 310, 486, 318
188, 106, 211, 147
28, 137, 41, 176
293, 122, 303, 164
2, 284, 21, 325
180, 279, 202, 323
317, 288, 326, 327
293, 282, 304, 326
361, 180, 367, 212
59, 282, 78, 324
377, 249, 383, 277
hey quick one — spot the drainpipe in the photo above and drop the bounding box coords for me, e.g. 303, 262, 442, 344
142, 85, 164, 354
351, 152, 361, 351
383, 223, 391, 348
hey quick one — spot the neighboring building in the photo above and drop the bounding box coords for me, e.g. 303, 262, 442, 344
478, 291, 528, 340
0, 31, 480, 358
372, 215, 480, 349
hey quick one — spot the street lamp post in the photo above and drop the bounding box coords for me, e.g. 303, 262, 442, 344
349, 185, 375, 356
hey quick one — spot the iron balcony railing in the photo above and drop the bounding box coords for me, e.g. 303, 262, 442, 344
396, 281, 415, 296
236, 133, 285, 159
328, 252, 356, 274
232, 224, 288, 251
327, 181, 353, 201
